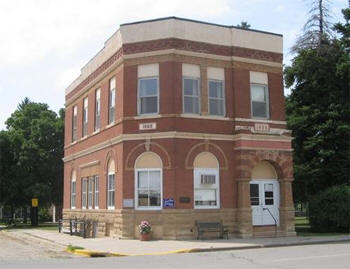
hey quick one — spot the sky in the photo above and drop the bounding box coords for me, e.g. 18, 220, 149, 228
0, 0, 347, 130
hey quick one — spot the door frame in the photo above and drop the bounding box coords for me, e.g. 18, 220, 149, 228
250, 179, 280, 226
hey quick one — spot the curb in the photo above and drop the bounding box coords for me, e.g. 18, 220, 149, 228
66, 247, 198, 257
65, 237, 350, 258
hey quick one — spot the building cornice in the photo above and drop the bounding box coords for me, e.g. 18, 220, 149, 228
63, 131, 292, 163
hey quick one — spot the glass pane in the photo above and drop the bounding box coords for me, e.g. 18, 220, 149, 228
251, 85, 266, 102
138, 190, 149, 206
138, 171, 148, 188
252, 102, 267, 118
149, 171, 160, 188
110, 89, 115, 107
140, 96, 157, 114
209, 99, 224, 116
250, 184, 260, 206
265, 198, 274, 205
149, 191, 161, 206
139, 78, 157, 96
184, 96, 199, 113
209, 81, 223, 98
194, 189, 217, 206
184, 78, 198, 96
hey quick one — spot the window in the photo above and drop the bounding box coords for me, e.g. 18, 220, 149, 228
88, 177, 93, 209
107, 173, 115, 209
138, 77, 158, 114
136, 169, 161, 209
82, 98, 88, 137
250, 183, 259, 206
134, 152, 162, 210
194, 170, 219, 208
94, 176, 99, 209
193, 152, 220, 209
70, 171, 76, 209
108, 78, 116, 124
208, 80, 225, 116
95, 89, 101, 131
72, 105, 77, 142
251, 84, 269, 118
183, 78, 200, 114
82, 178, 88, 209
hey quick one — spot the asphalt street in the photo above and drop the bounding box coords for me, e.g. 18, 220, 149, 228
1, 240, 349, 269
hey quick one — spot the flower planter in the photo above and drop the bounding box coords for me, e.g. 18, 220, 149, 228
140, 233, 151, 241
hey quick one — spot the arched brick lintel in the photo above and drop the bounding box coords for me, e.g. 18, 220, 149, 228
125, 141, 171, 170
235, 150, 293, 180
185, 141, 228, 170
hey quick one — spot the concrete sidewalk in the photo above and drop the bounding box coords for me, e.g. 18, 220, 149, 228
3, 229, 350, 257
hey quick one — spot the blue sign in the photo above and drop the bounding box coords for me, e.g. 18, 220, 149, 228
163, 198, 175, 208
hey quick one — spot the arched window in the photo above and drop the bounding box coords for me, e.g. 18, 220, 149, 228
193, 152, 220, 209
135, 152, 162, 210
107, 159, 115, 210
70, 170, 76, 209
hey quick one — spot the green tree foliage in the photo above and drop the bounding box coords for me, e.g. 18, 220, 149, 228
0, 98, 64, 208
236, 21, 251, 29
285, 8, 350, 203
308, 184, 350, 232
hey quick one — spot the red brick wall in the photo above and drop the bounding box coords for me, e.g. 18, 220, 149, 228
233, 68, 251, 118
268, 72, 285, 121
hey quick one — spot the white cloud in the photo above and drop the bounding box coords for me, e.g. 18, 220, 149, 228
0, 0, 231, 68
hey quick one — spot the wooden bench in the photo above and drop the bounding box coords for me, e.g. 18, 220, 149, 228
195, 221, 229, 240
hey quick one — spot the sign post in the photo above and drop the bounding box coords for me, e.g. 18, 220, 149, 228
31, 198, 38, 226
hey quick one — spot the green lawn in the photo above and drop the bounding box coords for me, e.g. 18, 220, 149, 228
295, 217, 348, 236
0, 221, 58, 231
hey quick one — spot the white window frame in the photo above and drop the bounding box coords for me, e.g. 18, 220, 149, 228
250, 83, 269, 119
108, 78, 116, 124
70, 179, 76, 209
72, 105, 78, 142
137, 77, 159, 115
88, 177, 93, 209
208, 79, 225, 116
82, 178, 88, 209
82, 97, 88, 137
135, 168, 162, 210
95, 89, 101, 131
107, 173, 115, 210
94, 176, 99, 209
183, 76, 201, 114
194, 168, 220, 209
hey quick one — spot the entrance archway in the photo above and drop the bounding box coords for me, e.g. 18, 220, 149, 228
250, 161, 280, 226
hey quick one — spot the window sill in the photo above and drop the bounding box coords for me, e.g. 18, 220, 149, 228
107, 207, 115, 210
181, 114, 230, 121
135, 207, 162, 211
80, 136, 88, 141
106, 122, 116, 129
134, 114, 161, 120
93, 129, 100, 135
194, 206, 220, 209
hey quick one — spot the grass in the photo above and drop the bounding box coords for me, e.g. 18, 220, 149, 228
0, 221, 58, 231
295, 216, 349, 236
66, 245, 85, 252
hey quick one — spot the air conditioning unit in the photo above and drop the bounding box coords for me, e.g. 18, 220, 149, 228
200, 175, 215, 184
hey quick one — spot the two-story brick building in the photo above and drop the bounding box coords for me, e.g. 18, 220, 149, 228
63, 17, 295, 239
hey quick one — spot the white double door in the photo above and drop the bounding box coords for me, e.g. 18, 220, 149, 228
250, 180, 280, 226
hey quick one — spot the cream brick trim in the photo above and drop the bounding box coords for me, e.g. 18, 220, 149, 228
79, 160, 100, 168
64, 131, 292, 162
234, 147, 293, 152
234, 117, 286, 125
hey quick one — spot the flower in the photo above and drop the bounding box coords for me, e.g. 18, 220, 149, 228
138, 220, 152, 234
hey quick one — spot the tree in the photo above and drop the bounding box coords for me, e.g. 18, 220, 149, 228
2, 99, 64, 209
285, 8, 350, 203
236, 21, 251, 29
292, 0, 333, 52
